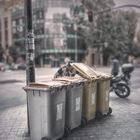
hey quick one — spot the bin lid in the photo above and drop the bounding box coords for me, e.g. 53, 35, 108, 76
70, 63, 112, 80
70, 63, 98, 80
24, 80, 68, 91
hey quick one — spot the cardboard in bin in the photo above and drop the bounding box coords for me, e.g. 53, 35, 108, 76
53, 76, 87, 84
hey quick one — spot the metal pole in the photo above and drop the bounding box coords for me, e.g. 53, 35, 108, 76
24, 0, 36, 134
25, 0, 35, 84
75, 23, 78, 62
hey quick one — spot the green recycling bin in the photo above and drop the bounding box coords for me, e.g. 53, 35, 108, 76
23, 81, 67, 140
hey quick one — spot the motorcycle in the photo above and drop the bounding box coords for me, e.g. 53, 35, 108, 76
110, 75, 130, 98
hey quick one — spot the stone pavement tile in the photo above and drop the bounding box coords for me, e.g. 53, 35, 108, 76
0, 105, 27, 140
0, 68, 140, 140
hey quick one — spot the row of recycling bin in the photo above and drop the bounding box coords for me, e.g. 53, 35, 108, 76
24, 63, 112, 140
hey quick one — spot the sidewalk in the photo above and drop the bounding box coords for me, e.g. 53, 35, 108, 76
0, 67, 140, 140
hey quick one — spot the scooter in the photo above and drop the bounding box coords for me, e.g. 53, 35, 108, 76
110, 75, 130, 98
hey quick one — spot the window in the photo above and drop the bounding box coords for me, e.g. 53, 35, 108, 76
13, 28, 16, 34
34, 23, 44, 35
4, 17, 8, 28
39, 11, 44, 19
5, 30, 8, 42
12, 21, 16, 27
33, 14, 36, 21
53, 13, 62, 23
19, 18, 23, 25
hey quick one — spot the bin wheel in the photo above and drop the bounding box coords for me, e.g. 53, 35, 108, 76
41, 137, 51, 140
96, 112, 103, 120
64, 126, 71, 137
81, 117, 88, 127
107, 107, 112, 115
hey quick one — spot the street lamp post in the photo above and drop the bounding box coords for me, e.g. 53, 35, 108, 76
74, 23, 78, 62
25, 0, 35, 84
24, 0, 36, 134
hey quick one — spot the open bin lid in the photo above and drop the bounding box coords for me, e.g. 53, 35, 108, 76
70, 63, 112, 80
70, 63, 98, 80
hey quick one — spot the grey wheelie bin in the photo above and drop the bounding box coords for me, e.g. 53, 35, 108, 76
23, 81, 67, 140
70, 63, 112, 119
53, 77, 84, 135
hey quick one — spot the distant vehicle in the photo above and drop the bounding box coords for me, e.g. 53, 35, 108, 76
17, 63, 26, 70
0, 62, 5, 71
0, 63, 11, 71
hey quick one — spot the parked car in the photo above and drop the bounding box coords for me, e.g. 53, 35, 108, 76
0, 62, 5, 71
0, 63, 11, 71
17, 63, 26, 70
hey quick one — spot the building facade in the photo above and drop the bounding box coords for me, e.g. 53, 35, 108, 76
0, 0, 23, 62
0, 4, 12, 62
11, 0, 86, 67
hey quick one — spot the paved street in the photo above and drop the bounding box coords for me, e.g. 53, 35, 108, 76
0, 67, 140, 140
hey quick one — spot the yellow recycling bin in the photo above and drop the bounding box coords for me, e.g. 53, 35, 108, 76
82, 80, 97, 123
96, 77, 112, 119
69, 63, 98, 123
70, 63, 112, 120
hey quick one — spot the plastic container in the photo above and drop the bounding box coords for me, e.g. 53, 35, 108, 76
70, 63, 112, 119
96, 78, 112, 118
53, 77, 84, 135
23, 81, 67, 140
121, 63, 134, 74
68, 63, 98, 122
82, 80, 97, 122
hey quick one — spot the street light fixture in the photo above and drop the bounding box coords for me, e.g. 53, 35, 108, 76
87, 11, 93, 22
74, 22, 78, 62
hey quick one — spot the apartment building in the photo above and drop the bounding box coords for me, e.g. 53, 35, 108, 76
0, 4, 12, 62
0, 0, 23, 62
11, 0, 86, 66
